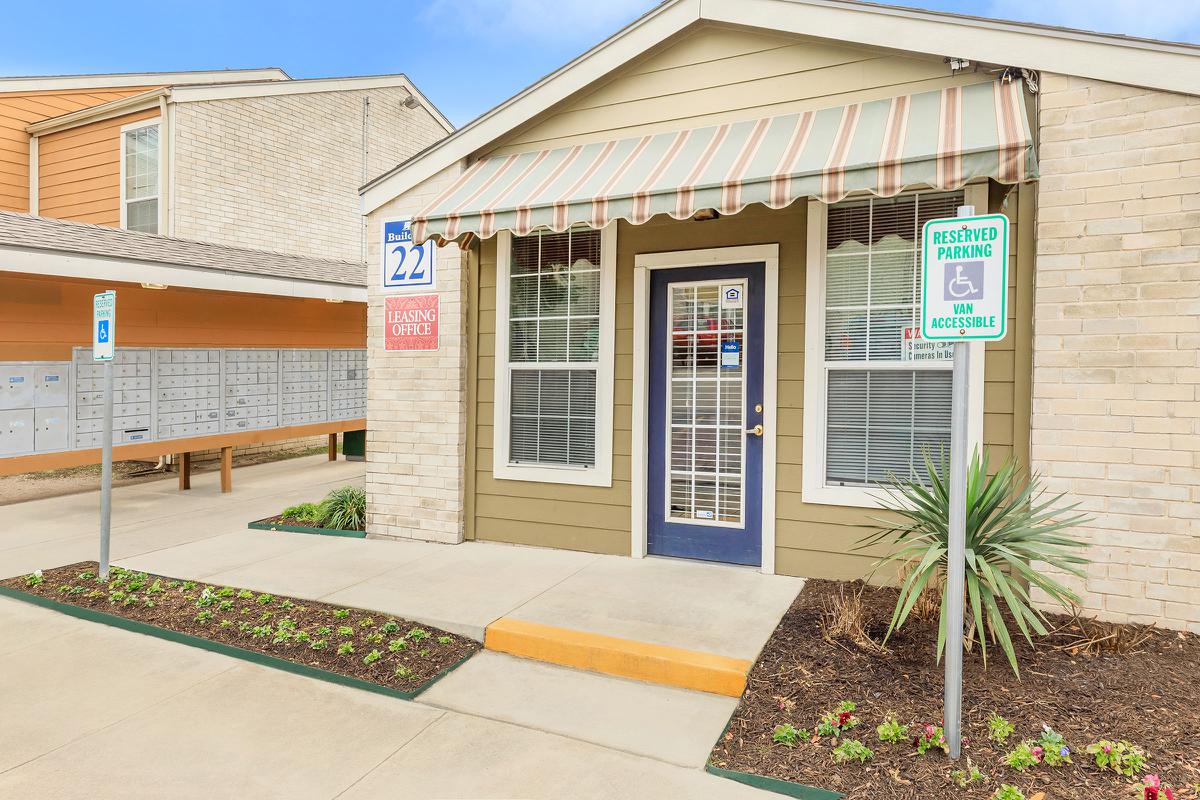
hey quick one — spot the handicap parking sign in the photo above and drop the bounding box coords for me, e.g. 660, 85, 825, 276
381, 217, 436, 292
920, 214, 1008, 341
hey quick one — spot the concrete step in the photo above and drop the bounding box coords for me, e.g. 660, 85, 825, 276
415, 650, 738, 767
483, 616, 752, 697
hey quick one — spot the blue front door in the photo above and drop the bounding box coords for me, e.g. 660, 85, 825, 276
647, 263, 764, 567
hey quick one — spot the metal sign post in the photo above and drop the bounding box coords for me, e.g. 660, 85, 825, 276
93, 291, 116, 580
920, 205, 1009, 759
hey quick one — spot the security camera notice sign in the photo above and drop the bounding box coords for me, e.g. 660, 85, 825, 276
384, 294, 439, 351
920, 213, 1009, 341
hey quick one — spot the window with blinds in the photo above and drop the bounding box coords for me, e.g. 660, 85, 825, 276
122, 123, 159, 234
822, 191, 962, 486
507, 228, 601, 468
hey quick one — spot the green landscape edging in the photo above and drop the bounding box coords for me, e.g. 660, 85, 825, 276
704, 764, 844, 800
0, 585, 471, 701
705, 714, 844, 800
248, 517, 367, 539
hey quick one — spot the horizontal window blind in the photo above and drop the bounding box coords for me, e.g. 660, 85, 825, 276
123, 125, 159, 234
507, 228, 601, 468
823, 191, 962, 487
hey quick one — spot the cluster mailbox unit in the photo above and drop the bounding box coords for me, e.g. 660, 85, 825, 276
0, 347, 367, 460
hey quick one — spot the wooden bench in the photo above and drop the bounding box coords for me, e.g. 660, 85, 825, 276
0, 419, 365, 493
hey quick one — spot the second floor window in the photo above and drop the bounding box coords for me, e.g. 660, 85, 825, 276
122, 121, 159, 234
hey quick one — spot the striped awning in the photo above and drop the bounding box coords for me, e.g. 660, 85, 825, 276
413, 78, 1036, 245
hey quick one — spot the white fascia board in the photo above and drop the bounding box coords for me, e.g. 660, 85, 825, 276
0, 245, 365, 302
0, 69, 289, 94
707, 0, 1200, 97
28, 89, 167, 136
360, 0, 701, 214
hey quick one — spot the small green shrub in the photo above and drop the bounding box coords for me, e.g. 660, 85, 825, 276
436, 635, 452, 645
237, 589, 254, 599
406, 628, 429, 642
876, 717, 908, 744
388, 639, 408, 653
831, 739, 873, 764
1085, 740, 1147, 777
337, 642, 355, 656
772, 724, 802, 747
992, 785, 1025, 800
363, 649, 383, 665
25, 570, 44, 587
194, 610, 214, 623
333, 609, 350, 619
318, 486, 367, 531
951, 764, 987, 787
987, 713, 1015, 744
281, 501, 322, 523
382, 621, 400, 634
311, 639, 328, 651
815, 701, 859, 739
915, 723, 948, 755
394, 666, 412, 679
337, 626, 354, 637
1003, 741, 1041, 772
255, 593, 273, 606
861, 450, 1090, 676
1037, 725, 1071, 766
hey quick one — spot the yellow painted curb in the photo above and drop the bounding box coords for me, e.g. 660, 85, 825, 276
484, 617, 751, 697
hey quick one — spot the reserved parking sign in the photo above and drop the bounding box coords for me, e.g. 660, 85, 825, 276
920, 213, 1009, 341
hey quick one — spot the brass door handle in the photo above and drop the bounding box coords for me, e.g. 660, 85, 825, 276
746, 424, 764, 437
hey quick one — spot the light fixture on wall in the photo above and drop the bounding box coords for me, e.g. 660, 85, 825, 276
140, 282, 168, 290
947, 57, 971, 73
401, 94, 420, 110
692, 208, 721, 222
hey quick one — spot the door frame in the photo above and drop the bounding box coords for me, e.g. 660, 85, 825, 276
632, 244, 779, 574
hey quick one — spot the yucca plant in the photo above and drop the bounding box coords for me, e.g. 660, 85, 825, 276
859, 449, 1090, 676
318, 485, 367, 531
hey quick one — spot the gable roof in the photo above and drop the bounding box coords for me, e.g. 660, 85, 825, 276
361, 0, 1200, 214
0, 211, 365, 301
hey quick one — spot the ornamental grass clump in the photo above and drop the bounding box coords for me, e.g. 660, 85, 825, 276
318, 485, 367, 532
860, 449, 1090, 676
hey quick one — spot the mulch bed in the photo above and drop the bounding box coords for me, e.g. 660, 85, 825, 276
256, 514, 362, 532
2, 562, 478, 692
711, 579, 1200, 800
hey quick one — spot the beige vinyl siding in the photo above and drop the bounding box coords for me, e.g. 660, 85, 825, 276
473, 234, 633, 555
37, 107, 159, 227
486, 24, 991, 157
0, 87, 154, 213
470, 186, 1035, 572
465, 24, 1035, 576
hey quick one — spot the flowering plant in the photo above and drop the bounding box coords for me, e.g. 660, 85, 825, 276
914, 723, 949, 755
1085, 740, 1147, 777
1003, 740, 1041, 771
1144, 774, 1176, 800
1036, 725, 1071, 767
815, 701, 860, 739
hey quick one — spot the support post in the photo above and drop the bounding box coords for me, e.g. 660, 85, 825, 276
328, 433, 338, 461
178, 452, 191, 491
98, 359, 114, 580
945, 340, 969, 759
944, 203, 975, 760
220, 446, 233, 493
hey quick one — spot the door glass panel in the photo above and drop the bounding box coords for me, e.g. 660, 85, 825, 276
666, 282, 745, 525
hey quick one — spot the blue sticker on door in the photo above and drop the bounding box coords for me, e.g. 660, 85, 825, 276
647, 264, 764, 566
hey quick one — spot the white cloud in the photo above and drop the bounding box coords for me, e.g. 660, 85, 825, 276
424, 0, 653, 45
986, 0, 1200, 43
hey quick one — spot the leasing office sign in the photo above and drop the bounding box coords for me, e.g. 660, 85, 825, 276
920, 213, 1009, 341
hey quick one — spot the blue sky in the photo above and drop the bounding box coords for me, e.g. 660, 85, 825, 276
3, 0, 1198, 126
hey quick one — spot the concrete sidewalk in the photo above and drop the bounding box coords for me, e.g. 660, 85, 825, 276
0, 597, 769, 798
1, 454, 802, 786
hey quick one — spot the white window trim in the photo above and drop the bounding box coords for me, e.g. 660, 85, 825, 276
119, 117, 161, 233
632, 244, 780, 575
493, 225, 616, 487
801, 186, 987, 509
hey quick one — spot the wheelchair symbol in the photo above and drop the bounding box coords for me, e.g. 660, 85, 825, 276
947, 265, 976, 298
942, 261, 984, 301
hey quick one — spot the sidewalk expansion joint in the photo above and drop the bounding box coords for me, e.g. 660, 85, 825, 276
483, 617, 750, 697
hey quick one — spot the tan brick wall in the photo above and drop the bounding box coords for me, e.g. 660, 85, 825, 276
171, 87, 449, 261
364, 162, 469, 544
1033, 73, 1200, 632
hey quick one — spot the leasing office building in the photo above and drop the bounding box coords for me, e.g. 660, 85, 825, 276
361, 0, 1200, 633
